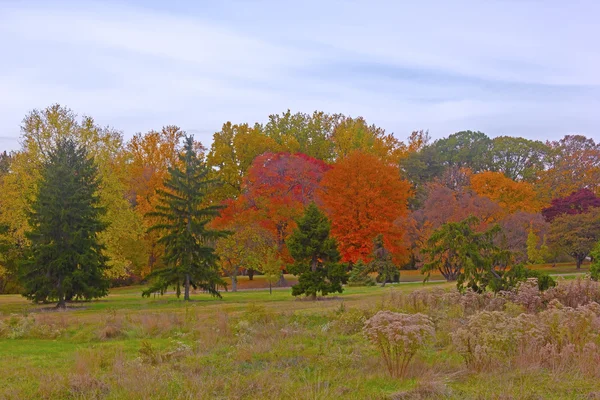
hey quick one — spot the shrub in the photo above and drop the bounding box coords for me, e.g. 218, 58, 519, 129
347, 261, 376, 287
363, 311, 434, 377
542, 277, 600, 308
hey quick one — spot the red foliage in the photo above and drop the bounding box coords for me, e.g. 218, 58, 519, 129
542, 189, 600, 222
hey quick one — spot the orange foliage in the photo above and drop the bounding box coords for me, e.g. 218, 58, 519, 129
319, 151, 413, 263
470, 171, 544, 214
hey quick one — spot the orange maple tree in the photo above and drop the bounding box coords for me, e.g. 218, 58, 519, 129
319, 151, 413, 263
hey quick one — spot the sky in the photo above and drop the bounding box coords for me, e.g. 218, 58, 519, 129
0, 0, 599, 151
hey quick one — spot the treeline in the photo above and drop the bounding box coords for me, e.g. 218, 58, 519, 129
1, 104, 600, 298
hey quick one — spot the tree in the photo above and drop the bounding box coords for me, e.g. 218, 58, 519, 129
368, 234, 398, 287
490, 136, 548, 182
590, 241, 600, 281
2, 104, 144, 279
287, 203, 346, 300
331, 116, 406, 164
548, 208, 600, 269
206, 122, 280, 202
142, 136, 227, 300
215, 224, 276, 292
19, 139, 109, 308
221, 152, 330, 262
432, 130, 493, 173
537, 135, 600, 200
526, 227, 549, 265
470, 171, 544, 214
319, 151, 413, 264
264, 110, 336, 161
422, 216, 510, 292
497, 212, 548, 264
261, 246, 283, 295
542, 188, 600, 222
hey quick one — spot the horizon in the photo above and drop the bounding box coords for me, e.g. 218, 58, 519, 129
1, 0, 599, 151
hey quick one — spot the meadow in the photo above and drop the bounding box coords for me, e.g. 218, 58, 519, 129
1, 265, 600, 400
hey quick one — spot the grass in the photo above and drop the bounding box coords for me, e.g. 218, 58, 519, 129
0, 264, 596, 399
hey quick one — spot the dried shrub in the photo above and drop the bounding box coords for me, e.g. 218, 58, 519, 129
542, 277, 600, 308
363, 311, 434, 378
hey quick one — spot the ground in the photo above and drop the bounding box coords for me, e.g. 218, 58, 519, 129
0, 264, 596, 399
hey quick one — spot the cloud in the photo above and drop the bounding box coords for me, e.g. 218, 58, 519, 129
0, 0, 598, 152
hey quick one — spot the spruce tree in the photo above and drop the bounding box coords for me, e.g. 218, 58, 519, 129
20, 139, 109, 308
287, 203, 346, 300
369, 234, 398, 287
143, 136, 227, 300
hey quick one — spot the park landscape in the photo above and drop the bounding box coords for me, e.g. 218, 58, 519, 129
1, 105, 600, 399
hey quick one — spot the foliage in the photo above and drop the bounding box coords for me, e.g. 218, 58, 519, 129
548, 207, 600, 268
489, 136, 548, 182
363, 311, 434, 377
347, 260, 376, 287
432, 130, 493, 173
286, 203, 345, 299
542, 188, 600, 222
422, 216, 512, 292
591, 242, 600, 281
320, 151, 412, 263
470, 171, 543, 214
19, 139, 109, 308
537, 135, 600, 201
142, 136, 227, 300
368, 234, 399, 287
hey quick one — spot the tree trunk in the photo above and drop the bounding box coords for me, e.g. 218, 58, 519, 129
231, 273, 237, 292
311, 293, 317, 301
248, 268, 255, 281
576, 256, 584, 269
56, 296, 66, 309
184, 273, 191, 301
269, 281, 272, 295
277, 271, 286, 287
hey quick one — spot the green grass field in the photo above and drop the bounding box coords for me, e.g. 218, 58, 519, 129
0, 264, 597, 399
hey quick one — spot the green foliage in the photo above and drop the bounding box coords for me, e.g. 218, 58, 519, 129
591, 241, 600, 281
489, 264, 556, 292
368, 234, 399, 287
143, 136, 227, 300
526, 228, 547, 264
422, 216, 514, 293
287, 203, 346, 298
19, 139, 109, 307
347, 261, 376, 287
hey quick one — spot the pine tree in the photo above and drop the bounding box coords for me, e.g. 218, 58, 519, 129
143, 136, 227, 300
369, 234, 399, 287
20, 139, 109, 308
287, 203, 346, 300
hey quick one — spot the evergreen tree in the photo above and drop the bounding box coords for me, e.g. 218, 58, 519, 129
20, 139, 109, 308
369, 234, 399, 287
287, 203, 346, 300
142, 136, 227, 300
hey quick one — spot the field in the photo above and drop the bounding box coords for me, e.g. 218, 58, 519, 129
1, 265, 599, 400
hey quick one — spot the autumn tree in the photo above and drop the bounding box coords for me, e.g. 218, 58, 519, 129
207, 122, 280, 202
287, 203, 345, 300
498, 212, 548, 264
215, 224, 276, 292
143, 136, 227, 300
1, 105, 144, 279
330, 116, 406, 164
19, 139, 109, 308
320, 151, 412, 264
470, 171, 544, 214
548, 207, 600, 269
542, 189, 600, 222
264, 110, 336, 161
226, 152, 330, 260
125, 126, 186, 275
538, 135, 600, 200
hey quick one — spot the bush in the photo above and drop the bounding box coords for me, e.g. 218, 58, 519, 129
363, 311, 434, 377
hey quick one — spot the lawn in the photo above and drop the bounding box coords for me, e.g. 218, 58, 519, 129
0, 266, 598, 399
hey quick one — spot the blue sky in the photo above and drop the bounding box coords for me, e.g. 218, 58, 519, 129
1, 0, 599, 151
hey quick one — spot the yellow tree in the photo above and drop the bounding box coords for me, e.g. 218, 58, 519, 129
206, 122, 280, 202
1, 104, 145, 278
470, 171, 544, 215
